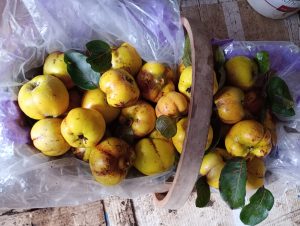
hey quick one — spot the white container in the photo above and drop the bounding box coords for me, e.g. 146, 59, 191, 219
247, 0, 300, 19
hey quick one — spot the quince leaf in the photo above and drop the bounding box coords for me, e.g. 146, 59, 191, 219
113, 124, 135, 145
214, 46, 226, 70
64, 50, 100, 90
240, 186, 274, 225
182, 36, 192, 67
155, 116, 177, 139
255, 51, 270, 74
267, 76, 295, 117
219, 158, 247, 209
86, 40, 112, 73
195, 176, 211, 208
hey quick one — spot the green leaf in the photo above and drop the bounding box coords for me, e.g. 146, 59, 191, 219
155, 116, 177, 139
113, 125, 135, 145
214, 46, 226, 70
195, 176, 211, 208
240, 187, 274, 225
219, 158, 247, 209
217, 66, 226, 90
86, 40, 112, 73
267, 76, 295, 117
255, 51, 270, 74
64, 50, 100, 90
182, 36, 192, 67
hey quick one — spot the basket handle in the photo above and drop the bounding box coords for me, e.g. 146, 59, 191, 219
154, 17, 214, 209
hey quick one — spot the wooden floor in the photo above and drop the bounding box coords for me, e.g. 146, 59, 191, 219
1, 0, 300, 225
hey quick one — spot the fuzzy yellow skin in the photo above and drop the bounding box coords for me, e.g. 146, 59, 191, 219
89, 137, 135, 186
43, 52, 74, 89
137, 62, 175, 102
111, 43, 142, 76
18, 75, 69, 120
119, 101, 156, 137
225, 56, 258, 90
225, 120, 272, 158
207, 162, 225, 189
73, 147, 92, 162
214, 86, 245, 124
149, 129, 171, 142
199, 151, 225, 189
82, 89, 120, 123
134, 138, 175, 175
61, 108, 106, 148
172, 118, 212, 154
99, 69, 140, 108
246, 157, 265, 190
178, 66, 192, 99
155, 92, 188, 118
31, 118, 70, 156
172, 117, 188, 154
200, 151, 223, 175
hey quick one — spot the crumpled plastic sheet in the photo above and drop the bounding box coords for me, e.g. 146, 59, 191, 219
0, 0, 183, 208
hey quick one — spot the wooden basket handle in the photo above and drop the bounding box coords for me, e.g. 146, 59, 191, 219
154, 17, 214, 209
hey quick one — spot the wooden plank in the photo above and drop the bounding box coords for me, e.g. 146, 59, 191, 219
221, 1, 245, 40
0, 201, 106, 226
133, 193, 234, 226
238, 1, 290, 41
181, 3, 228, 39
103, 197, 136, 226
284, 14, 300, 46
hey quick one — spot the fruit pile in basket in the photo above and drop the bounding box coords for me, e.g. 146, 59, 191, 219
17, 40, 214, 186
195, 44, 295, 225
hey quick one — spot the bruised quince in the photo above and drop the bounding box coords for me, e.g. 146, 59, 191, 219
111, 42, 142, 76
134, 138, 175, 175
137, 62, 175, 102
225, 120, 272, 158
155, 91, 188, 118
89, 137, 135, 186
214, 86, 245, 124
119, 101, 156, 137
99, 69, 140, 108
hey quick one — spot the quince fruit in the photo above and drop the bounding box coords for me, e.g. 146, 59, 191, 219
111, 43, 142, 76
225, 120, 272, 158
31, 118, 70, 156
89, 137, 135, 186
99, 69, 140, 107
82, 89, 120, 123
61, 108, 106, 148
214, 86, 245, 124
18, 75, 69, 120
43, 51, 74, 89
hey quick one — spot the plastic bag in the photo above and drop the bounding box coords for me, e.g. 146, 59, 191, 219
0, 0, 184, 208
218, 40, 300, 193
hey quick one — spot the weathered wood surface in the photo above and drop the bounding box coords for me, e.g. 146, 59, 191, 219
1, 1, 300, 226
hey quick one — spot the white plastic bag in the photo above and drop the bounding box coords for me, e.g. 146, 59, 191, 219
0, 0, 184, 208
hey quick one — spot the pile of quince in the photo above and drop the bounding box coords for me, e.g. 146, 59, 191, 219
18, 41, 213, 186
200, 55, 277, 191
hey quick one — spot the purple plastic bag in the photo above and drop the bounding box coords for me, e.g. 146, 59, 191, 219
218, 40, 300, 186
